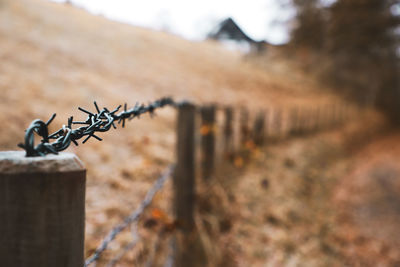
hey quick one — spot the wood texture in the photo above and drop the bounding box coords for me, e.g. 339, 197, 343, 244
174, 103, 196, 231
0, 151, 86, 267
174, 103, 200, 267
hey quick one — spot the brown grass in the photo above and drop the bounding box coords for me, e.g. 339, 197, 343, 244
0, 0, 377, 266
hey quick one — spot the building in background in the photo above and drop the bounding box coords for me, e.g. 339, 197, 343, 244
208, 17, 268, 54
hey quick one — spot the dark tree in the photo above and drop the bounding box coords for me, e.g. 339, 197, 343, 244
326, 0, 399, 121
289, 0, 400, 123
290, 0, 327, 50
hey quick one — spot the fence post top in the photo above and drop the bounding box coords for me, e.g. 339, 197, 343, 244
177, 101, 196, 109
200, 103, 217, 109
0, 151, 85, 174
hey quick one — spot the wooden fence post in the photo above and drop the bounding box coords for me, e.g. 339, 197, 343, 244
240, 107, 250, 146
273, 109, 282, 138
174, 103, 198, 267
264, 109, 269, 138
224, 107, 234, 159
303, 108, 311, 133
200, 105, 216, 181
320, 107, 327, 130
314, 107, 321, 132
253, 111, 265, 146
290, 107, 298, 135
0, 151, 86, 267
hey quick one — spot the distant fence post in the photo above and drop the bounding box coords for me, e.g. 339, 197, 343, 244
0, 151, 86, 267
303, 108, 311, 133
314, 107, 321, 132
273, 109, 282, 138
240, 107, 250, 146
174, 103, 197, 267
200, 105, 216, 181
223, 106, 234, 159
264, 109, 270, 139
290, 107, 298, 135
253, 111, 265, 146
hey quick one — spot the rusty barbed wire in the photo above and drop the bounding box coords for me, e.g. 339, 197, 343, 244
85, 164, 174, 267
18, 97, 177, 157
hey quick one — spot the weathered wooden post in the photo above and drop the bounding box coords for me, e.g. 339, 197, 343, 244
240, 107, 250, 146
264, 109, 270, 139
223, 106, 234, 159
174, 103, 198, 267
300, 108, 309, 134
314, 106, 321, 132
289, 107, 298, 135
332, 103, 339, 126
0, 151, 86, 267
339, 104, 346, 124
253, 111, 265, 146
329, 103, 336, 128
273, 109, 282, 138
303, 108, 311, 133
330, 103, 337, 127
320, 107, 327, 130
200, 105, 216, 181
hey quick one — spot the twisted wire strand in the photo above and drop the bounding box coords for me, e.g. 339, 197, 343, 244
85, 165, 174, 267
105, 222, 140, 267
18, 97, 176, 157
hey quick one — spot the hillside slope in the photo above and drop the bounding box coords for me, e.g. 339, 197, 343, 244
0, 0, 353, 264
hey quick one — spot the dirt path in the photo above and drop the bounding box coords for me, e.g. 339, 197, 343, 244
333, 131, 400, 266
212, 121, 400, 266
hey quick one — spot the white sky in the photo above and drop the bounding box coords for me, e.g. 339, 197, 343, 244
51, 0, 294, 44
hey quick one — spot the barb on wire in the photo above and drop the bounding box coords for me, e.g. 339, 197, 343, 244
18, 97, 176, 157
85, 165, 174, 267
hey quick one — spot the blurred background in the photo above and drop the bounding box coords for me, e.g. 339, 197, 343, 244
0, 0, 399, 266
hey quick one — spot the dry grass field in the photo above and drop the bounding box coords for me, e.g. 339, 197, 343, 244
2, 0, 400, 266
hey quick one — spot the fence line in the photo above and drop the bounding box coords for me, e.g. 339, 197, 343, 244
0, 97, 357, 267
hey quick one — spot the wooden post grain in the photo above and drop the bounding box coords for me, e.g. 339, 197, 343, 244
0, 151, 86, 267
174, 103, 200, 267
174, 103, 196, 232
200, 105, 216, 181
224, 107, 234, 159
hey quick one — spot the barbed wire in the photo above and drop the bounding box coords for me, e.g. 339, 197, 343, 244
85, 164, 174, 267
105, 222, 140, 267
18, 97, 177, 157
